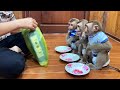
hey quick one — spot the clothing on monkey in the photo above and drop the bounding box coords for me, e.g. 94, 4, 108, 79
88, 31, 108, 44
88, 31, 109, 65
67, 29, 78, 50
88, 31, 108, 53
69, 29, 77, 38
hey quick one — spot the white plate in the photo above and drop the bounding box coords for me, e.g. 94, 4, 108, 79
55, 46, 72, 53
65, 63, 90, 76
60, 53, 80, 62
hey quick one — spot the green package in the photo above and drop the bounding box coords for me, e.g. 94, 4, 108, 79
21, 27, 48, 66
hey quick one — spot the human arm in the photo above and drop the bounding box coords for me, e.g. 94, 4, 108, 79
0, 17, 38, 36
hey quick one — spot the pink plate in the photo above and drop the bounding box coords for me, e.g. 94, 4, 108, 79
60, 53, 80, 62
55, 46, 72, 53
65, 63, 90, 76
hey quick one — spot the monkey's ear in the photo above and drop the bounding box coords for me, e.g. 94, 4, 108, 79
93, 25, 99, 31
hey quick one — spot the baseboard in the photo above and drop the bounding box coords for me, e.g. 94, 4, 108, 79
40, 24, 68, 33
105, 32, 120, 42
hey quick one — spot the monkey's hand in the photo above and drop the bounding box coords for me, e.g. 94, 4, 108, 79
86, 43, 91, 52
79, 35, 88, 44
75, 40, 80, 47
79, 37, 86, 44
87, 41, 112, 51
66, 33, 70, 40
86, 44, 92, 56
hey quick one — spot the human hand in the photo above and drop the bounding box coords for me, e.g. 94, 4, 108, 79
16, 17, 38, 30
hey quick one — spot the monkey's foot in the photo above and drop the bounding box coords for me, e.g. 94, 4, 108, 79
86, 63, 96, 70
72, 50, 78, 54
78, 58, 87, 64
102, 59, 110, 67
77, 52, 82, 57
72, 50, 76, 53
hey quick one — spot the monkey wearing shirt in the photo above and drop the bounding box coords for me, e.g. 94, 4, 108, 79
84, 20, 112, 70
66, 18, 80, 50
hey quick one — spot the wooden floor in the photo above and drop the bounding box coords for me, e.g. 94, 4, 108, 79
19, 33, 120, 79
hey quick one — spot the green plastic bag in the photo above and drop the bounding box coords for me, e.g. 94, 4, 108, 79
21, 27, 48, 66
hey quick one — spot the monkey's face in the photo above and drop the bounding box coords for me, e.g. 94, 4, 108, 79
76, 22, 83, 36
85, 22, 99, 36
68, 21, 77, 30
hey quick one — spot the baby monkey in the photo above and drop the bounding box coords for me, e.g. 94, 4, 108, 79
75, 19, 89, 63
84, 20, 112, 70
66, 18, 80, 50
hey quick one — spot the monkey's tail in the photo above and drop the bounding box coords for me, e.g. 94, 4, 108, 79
105, 65, 120, 72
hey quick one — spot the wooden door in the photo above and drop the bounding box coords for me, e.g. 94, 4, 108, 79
23, 11, 89, 33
